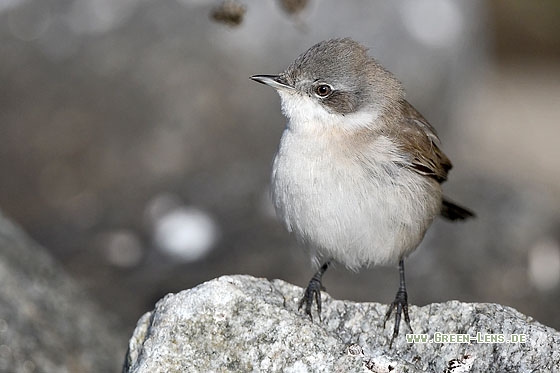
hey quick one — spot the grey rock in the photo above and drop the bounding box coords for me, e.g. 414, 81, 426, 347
124, 275, 560, 373
0, 211, 127, 373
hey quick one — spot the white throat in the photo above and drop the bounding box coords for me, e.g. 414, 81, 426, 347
277, 91, 379, 133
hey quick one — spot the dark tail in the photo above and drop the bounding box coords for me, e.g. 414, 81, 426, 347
440, 197, 475, 221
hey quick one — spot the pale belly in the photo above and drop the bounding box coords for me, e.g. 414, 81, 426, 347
271, 130, 442, 269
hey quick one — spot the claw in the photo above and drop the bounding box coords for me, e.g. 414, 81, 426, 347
298, 261, 330, 321
299, 277, 323, 321
384, 290, 412, 348
383, 259, 413, 348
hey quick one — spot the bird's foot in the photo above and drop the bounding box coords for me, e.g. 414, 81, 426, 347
298, 276, 326, 321
383, 288, 413, 348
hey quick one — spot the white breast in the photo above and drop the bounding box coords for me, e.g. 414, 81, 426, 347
271, 125, 441, 270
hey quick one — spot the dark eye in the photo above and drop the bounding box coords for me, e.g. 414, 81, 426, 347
314, 84, 332, 97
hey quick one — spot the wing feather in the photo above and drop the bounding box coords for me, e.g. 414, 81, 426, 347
392, 100, 452, 183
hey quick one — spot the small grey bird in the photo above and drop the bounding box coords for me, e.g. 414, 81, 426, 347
251, 38, 474, 347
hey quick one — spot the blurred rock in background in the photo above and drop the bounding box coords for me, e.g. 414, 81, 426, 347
0, 211, 126, 372
0, 0, 559, 347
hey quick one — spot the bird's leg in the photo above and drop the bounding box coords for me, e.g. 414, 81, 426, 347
383, 259, 413, 348
299, 261, 331, 321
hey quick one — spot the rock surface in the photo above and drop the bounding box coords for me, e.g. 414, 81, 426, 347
0, 211, 126, 373
124, 275, 560, 373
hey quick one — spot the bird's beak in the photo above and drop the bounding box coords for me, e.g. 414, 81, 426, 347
250, 74, 294, 91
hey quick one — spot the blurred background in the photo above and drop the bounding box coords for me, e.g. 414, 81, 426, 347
1, 0, 559, 341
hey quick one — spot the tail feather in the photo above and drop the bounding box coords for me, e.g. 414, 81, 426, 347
440, 198, 475, 221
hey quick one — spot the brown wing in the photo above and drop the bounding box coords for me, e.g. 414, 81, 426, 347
393, 100, 452, 183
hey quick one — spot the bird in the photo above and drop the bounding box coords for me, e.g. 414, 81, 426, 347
250, 38, 474, 348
